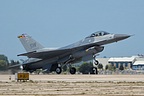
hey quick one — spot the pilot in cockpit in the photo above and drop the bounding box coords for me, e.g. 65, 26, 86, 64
87, 31, 109, 38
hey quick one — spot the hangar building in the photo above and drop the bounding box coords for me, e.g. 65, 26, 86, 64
108, 57, 136, 69
133, 61, 144, 70
96, 56, 144, 70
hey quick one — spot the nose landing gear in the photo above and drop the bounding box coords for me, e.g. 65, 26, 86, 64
92, 55, 99, 74
55, 64, 77, 74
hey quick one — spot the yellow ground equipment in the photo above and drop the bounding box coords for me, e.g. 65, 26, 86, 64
15, 72, 29, 81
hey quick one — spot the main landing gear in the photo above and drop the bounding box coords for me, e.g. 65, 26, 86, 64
69, 67, 76, 74
55, 67, 62, 74
55, 66, 76, 74
55, 54, 99, 75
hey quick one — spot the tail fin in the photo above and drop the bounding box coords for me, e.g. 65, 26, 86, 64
18, 34, 44, 52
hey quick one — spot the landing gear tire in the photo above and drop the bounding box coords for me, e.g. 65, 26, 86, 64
56, 67, 62, 74
70, 67, 76, 74
95, 67, 98, 74
90, 67, 98, 74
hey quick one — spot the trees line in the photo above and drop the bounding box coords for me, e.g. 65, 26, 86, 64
0, 55, 19, 70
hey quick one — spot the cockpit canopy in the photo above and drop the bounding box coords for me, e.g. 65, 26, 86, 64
87, 31, 110, 38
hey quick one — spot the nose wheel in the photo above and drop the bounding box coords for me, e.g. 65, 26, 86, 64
91, 67, 98, 74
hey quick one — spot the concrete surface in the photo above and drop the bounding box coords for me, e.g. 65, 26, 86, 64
0, 75, 144, 96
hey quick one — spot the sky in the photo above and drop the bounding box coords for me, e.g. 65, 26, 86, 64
0, 0, 144, 61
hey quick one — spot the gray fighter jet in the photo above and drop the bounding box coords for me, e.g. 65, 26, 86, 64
13, 31, 130, 74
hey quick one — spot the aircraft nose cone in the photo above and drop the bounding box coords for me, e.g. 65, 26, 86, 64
114, 34, 131, 41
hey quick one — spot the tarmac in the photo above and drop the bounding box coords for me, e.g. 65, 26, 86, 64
0, 75, 144, 96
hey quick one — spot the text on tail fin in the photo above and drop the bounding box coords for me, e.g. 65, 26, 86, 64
18, 34, 44, 52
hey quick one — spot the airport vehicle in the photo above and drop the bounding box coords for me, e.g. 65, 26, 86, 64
11, 31, 130, 74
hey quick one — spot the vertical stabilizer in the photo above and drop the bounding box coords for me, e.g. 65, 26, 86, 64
18, 34, 44, 52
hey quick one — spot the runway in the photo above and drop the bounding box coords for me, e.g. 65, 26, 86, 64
1, 74, 144, 82
0, 75, 144, 96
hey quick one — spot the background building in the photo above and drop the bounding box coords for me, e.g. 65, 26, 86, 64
133, 61, 144, 70
108, 57, 136, 69
93, 55, 144, 70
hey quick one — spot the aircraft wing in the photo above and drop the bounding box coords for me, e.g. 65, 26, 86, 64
18, 42, 101, 59
18, 48, 72, 59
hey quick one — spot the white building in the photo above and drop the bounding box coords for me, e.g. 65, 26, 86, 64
94, 56, 144, 70
108, 57, 136, 69
133, 61, 144, 70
